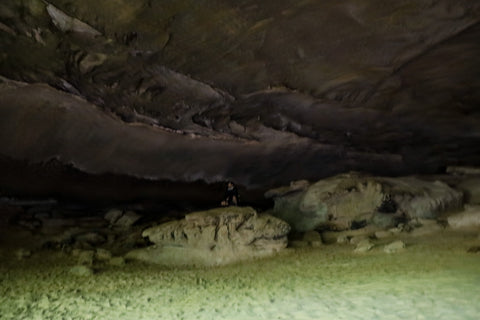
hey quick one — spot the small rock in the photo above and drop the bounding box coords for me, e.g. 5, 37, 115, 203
322, 225, 379, 244
372, 213, 398, 229
34, 212, 51, 220
114, 211, 141, 228
104, 209, 123, 225
77, 250, 95, 266
75, 232, 106, 245
71, 249, 82, 257
350, 235, 368, 245
15, 248, 32, 260
354, 239, 374, 253
457, 177, 480, 204
375, 230, 393, 239
446, 166, 480, 175
337, 234, 349, 244
95, 248, 112, 261
302, 230, 322, 244
310, 241, 322, 248
109, 257, 126, 266
409, 222, 443, 237
69, 265, 94, 277
388, 227, 402, 234
447, 206, 480, 229
384, 240, 405, 253
18, 219, 41, 230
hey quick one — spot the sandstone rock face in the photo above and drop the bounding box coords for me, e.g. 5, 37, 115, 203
267, 173, 463, 232
127, 206, 291, 266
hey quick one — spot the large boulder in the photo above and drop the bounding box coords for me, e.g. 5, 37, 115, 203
266, 173, 463, 232
126, 206, 291, 266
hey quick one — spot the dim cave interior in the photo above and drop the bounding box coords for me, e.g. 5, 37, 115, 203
1, 1, 480, 319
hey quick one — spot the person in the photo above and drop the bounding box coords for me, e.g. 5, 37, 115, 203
221, 181, 239, 206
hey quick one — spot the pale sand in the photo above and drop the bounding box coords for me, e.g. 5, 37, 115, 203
0, 230, 479, 320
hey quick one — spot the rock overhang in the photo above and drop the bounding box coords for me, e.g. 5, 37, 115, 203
0, 0, 479, 201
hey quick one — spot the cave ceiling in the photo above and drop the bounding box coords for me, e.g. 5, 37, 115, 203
0, 0, 480, 198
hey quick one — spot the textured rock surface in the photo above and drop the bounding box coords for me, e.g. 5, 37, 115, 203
267, 173, 463, 232
447, 205, 480, 229
127, 206, 290, 266
384, 241, 406, 254
456, 178, 480, 204
0, 0, 479, 200
354, 239, 374, 253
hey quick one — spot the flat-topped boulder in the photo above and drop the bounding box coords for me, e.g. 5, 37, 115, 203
126, 206, 291, 266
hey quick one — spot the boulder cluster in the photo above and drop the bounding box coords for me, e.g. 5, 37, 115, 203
3, 169, 480, 268
266, 170, 480, 253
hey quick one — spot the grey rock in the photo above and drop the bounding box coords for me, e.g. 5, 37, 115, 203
33, 212, 51, 220
302, 230, 323, 246
46, 3, 101, 36
354, 239, 374, 253
104, 209, 123, 225
447, 206, 480, 229
15, 248, 32, 260
322, 225, 380, 244
114, 211, 141, 228
350, 235, 369, 245
17, 219, 41, 230
336, 234, 350, 244
69, 265, 94, 277
406, 219, 443, 236
75, 250, 95, 266
127, 206, 290, 266
388, 227, 403, 235
371, 212, 400, 229
456, 178, 480, 205
95, 248, 112, 261
374, 230, 394, 239
265, 180, 310, 198
75, 232, 106, 246
109, 257, 126, 267
384, 240, 406, 253
446, 166, 480, 176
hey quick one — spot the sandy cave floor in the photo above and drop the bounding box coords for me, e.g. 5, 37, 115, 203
0, 230, 479, 320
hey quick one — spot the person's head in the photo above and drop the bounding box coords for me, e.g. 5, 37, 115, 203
227, 181, 235, 189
